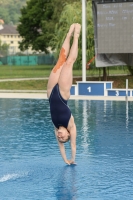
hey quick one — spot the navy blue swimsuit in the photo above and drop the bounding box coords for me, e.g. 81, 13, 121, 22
49, 84, 71, 129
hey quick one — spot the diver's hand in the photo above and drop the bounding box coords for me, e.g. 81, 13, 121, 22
66, 160, 77, 165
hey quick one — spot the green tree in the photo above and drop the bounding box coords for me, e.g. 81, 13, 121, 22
127, 66, 133, 75
17, 0, 79, 53
51, 0, 79, 23
0, 0, 26, 24
52, 1, 94, 69
0, 7, 10, 24
0, 40, 9, 56
17, 0, 54, 52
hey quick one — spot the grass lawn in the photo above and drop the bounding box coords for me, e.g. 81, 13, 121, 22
0, 65, 129, 79
0, 65, 132, 90
0, 75, 132, 90
0, 80, 48, 90
0, 65, 52, 79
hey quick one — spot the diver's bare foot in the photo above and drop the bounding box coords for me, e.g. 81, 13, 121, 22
74, 23, 81, 38
67, 23, 75, 38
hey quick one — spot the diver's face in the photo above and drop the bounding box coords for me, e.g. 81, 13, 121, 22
56, 127, 70, 143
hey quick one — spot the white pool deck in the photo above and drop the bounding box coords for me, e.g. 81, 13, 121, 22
0, 90, 132, 101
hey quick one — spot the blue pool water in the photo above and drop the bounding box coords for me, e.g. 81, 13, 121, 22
0, 99, 133, 200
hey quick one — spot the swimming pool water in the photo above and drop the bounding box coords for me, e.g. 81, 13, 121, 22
0, 99, 133, 199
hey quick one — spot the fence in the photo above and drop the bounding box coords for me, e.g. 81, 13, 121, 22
0, 54, 55, 66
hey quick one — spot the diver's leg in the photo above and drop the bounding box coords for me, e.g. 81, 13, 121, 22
58, 23, 81, 100
47, 24, 75, 98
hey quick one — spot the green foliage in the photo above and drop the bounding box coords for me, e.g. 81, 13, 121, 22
127, 66, 133, 75
0, 0, 26, 24
0, 0, 79, 25
0, 7, 10, 24
51, 0, 79, 21
52, 1, 94, 69
17, 0, 79, 52
86, 1, 95, 65
17, 0, 54, 52
0, 40, 9, 56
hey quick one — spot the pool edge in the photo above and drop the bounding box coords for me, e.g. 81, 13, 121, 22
0, 92, 132, 101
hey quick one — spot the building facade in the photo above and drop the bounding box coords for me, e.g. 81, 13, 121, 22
0, 24, 22, 54
0, 24, 33, 54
